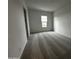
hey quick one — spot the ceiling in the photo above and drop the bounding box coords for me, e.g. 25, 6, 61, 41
24, 0, 71, 12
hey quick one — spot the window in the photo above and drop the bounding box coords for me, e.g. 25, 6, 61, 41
41, 16, 47, 27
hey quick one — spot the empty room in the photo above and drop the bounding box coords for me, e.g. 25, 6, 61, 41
8, 0, 71, 59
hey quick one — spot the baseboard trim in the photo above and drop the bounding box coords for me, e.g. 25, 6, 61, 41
8, 57, 20, 59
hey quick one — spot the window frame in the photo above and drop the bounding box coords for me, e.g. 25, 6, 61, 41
41, 16, 47, 28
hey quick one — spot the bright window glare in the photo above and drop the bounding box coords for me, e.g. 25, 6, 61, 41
41, 16, 47, 21
41, 16, 47, 27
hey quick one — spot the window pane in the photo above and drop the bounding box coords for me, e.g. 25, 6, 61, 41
41, 16, 47, 22
41, 16, 47, 27
42, 23, 47, 27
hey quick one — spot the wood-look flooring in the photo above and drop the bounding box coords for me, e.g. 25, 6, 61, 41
21, 32, 71, 59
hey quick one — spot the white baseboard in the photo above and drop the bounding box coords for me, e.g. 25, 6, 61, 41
8, 57, 20, 59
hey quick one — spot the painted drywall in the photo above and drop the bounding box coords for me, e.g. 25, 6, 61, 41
28, 9, 54, 33
54, 3, 71, 38
8, 0, 27, 58
24, 0, 70, 12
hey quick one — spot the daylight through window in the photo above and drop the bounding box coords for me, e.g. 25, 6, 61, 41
41, 16, 47, 27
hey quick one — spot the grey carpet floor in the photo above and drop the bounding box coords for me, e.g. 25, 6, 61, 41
21, 32, 71, 59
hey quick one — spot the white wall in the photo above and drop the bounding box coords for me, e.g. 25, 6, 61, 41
54, 3, 71, 38
28, 9, 54, 33
8, 0, 27, 58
